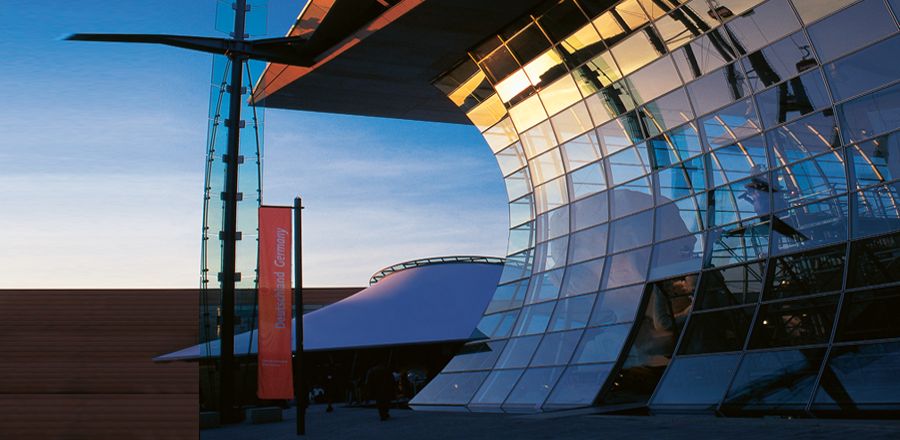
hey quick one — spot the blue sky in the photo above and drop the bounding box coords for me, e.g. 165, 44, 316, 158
0, 1, 508, 287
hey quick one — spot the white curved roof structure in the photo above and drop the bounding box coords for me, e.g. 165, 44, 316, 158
155, 261, 502, 361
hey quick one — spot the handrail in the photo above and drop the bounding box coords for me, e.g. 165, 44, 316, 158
369, 255, 506, 285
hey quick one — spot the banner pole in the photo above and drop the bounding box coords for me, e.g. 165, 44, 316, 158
293, 196, 306, 436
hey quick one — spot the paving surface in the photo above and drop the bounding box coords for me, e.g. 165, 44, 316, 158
202, 404, 900, 440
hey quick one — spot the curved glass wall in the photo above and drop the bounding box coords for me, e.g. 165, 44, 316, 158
411, 0, 900, 415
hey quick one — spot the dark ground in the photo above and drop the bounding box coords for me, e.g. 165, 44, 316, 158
201, 403, 900, 440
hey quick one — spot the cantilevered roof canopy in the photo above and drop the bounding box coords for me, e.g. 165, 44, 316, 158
155, 261, 501, 361
253, 0, 545, 123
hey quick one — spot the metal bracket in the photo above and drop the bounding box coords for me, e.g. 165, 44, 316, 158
217, 272, 242, 282
226, 86, 248, 95
222, 154, 245, 164
220, 191, 244, 201
219, 231, 243, 241
224, 119, 246, 128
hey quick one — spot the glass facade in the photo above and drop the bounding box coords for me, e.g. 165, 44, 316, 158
411, 0, 900, 416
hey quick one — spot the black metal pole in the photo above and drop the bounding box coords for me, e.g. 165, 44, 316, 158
219, 0, 247, 424
293, 196, 306, 436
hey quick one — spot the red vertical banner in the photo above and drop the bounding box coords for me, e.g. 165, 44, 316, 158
257, 206, 294, 399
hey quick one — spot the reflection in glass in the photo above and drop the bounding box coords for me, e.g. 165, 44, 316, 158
476, 310, 519, 339
525, 268, 565, 304
496, 142, 527, 176
545, 363, 613, 408
813, 341, 900, 413
470, 369, 524, 409
654, 196, 704, 241
767, 111, 840, 168
561, 258, 604, 297
572, 323, 631, 364
704, 220, 770, 267
502, 366, 565, 411
485, 280, 528, 314
443, 340, 508, 372
572, 190, 609, 231
848, 132, 900, 190
806, 0, 896, 63
625, 55, 682, 105
755, 69, 831, 128
741, 31, 818, 92
549, 294, 597, 331
513, 301, 557, 336
410, 372, 489, 406
536, 206, 570, 242
696, 261, 765, 310
584, 81, 637, 125
561, 131, 603, 171
589, 284, 643, 327
825, 34, 900, 102
852, 183, 900, 238
601, 278, 693, 404
709, 135, 768, 186
724, 0, 800, 54
673, 32, 737, 81
649, 232, 704, 279
701, 98, 761, 149
749, 294, 839, 349
654, 158, 706, 202
838, 82, 900, 144
495, 335, 542, 369
602, 245, 652, 289
651, 354, 740, 409
836, 287, 900, 342
678, 306, 753, 354
531, 329, 584, 366
568, 223, 609, 263
609, 209, 653, 253
765, 244, 846, 300
771, 195, 849, 255
846, 231, 900, 288
688, 63, 751, 116
521, 120, 558, 159
640, 88, 695, 136
552, 102, 595, 143
722, 348, 826, 414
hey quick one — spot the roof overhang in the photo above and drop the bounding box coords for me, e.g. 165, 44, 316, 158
252, 0, 545, 123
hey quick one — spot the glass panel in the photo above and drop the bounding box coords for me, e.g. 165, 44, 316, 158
571, 323, 630, 364
571, 190, 610, 231
499, 249, 533, 284
467, 94, 507, 131
589, 284, 643, 327
672, 32, 738, 81
654, 195, 705, 241
825, 34, 900, 102
574, 52, 624, 94
609, 209, 654, 253
755, 69, 831, 128
688, 63, 751, 116
678, 306, 754, 354
846, 231, 900, 288
584, 81, 636, 124
443, 340, 508, 372
836, 287, 900, 342
771, 195, 850, 255
608, 146, 652, 185
852, 183, 900, 238
537, 0, 588, 41
838, 82, 900, 144
544, 363, 613, 408
611, 28, 666, 77
559, 22, 606, 68
531, 329, 584, 366
470, 369, 524, 408
513, 301, 557, 336
509, 194, 534, 227
524, 48, 567, 89
507, 222, 535, 255
648, 233, 704, 279
510, 94, 550, 132
722, 348, 827, 414
741, 31, 818, 92
529, 149, 565, 185
651, 354, 741, 408
806, 0, 896, 63
568, 162, 608, 200
496, 142, 527, 176
609, 177, 654, 218
481, 46, 520, 83
654, 158, 706, 202
504, 169, 531, 201
813, 341, 900, 412
495, 335, 542, 369
640, 88, 695, 136
521, 120, 558, 159
534, 236, 569, 272
485, 280, 529, 314
704, 220, 771, 267
748, 294, 839, 349
560, 131, 602, 171
625, 55, 682, 105
791, 0, 859, 24
484, 117, 520, 152
525, 268, 565, 304
536, 206, 570, 242
540, 74, 583, 117
475, 310, 519, 339
701, 98, 761, 149
561, 258, 604, 297
602, 245, 652, 289
507, 23, 551, 66
410, 371, 489, 406
654, 3, 717, 51
724, 0, 801, 53
495, 69, 535, 106
848, 132, 900, 190
502, 366, 565, 411
709, 135, 768, 186
568, 223, 609, 264
602, 279, 693, 405
767, 111, 840, 168
535, 176, 569, 213
696, 261, 765, 310
765, 244, 846, 300
552, 102, 594, 143
709, 177, 771, 227
597, 112, 645, 155
549, 293, 597, 331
